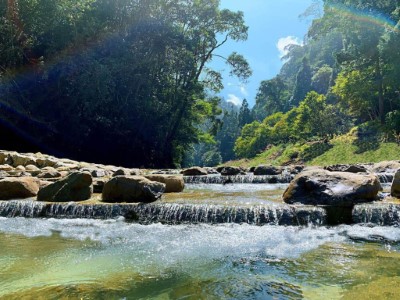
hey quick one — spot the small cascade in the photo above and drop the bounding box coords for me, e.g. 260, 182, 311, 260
0, 200, 326, 226
184, 174, 294, 184
377, 173, 394, 184
0, 200, 46, 218
352, 203, 400, 226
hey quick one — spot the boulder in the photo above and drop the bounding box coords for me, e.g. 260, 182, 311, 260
0, 152, 7, 164
0, 177, 40, 200
37, 172, 93, 202
216, 166, 245, 176
102, 176, 165, 203
324, 164, 368, 173
144, 175, 184, 193
37, 167, 62, 179
0, 164, 13, 172
283, 168, 381, 206
112, 168, 131, 177
25, 164, 41, 176
91, 169, 107, 178
253, 165, 282, 175
36, 157, 57, 168
391, 169, 400, 198
204, 167, 219, 175
9, 152, 36, 167
181, 167, 208, 176
371, 161, 400, 174
93, 179, 107, 193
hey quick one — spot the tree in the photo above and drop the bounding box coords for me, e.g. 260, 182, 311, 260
0, 0, 252, 167
238, 99, 253, 127
252, 76, 289, 120
291, 57, 312, 106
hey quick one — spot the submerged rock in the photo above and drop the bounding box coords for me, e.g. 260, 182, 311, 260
102, 176, 165, 203
144, 175, 184, 193
0, 177, 40, 200
283, 169, 381, 206
181, 167, 208, 176
37, 172, 93, 202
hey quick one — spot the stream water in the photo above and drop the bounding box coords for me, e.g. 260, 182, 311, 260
1, 183, 400, 299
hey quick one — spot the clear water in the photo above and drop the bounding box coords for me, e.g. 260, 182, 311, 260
162, 183, 288, 206
1, 217, 400, 299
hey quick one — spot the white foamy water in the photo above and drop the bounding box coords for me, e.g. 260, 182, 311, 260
1, 217, 398, 261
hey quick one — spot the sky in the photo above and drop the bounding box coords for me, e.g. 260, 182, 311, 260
209, 0, 315, 107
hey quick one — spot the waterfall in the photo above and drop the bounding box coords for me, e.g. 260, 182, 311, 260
352, 203, 400, 226
0, 200, 326, 226
183, 174, 294, 184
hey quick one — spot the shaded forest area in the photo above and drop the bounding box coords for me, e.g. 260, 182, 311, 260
0, 0, 250, 167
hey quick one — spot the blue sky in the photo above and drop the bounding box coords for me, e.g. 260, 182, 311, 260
209, 0, 314, 107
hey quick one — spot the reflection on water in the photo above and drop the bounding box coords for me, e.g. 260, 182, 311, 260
1, 217, 400, 299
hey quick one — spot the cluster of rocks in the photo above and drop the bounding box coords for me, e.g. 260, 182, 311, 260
0, 150, 184, 203
181, 164, 304, 177
282, 163, 400, 224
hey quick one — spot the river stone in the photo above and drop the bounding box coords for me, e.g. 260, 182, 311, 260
25, 164, 41, 176
181, 167, 208, 176
217, 166, 244, 176
324, 164, 367, 173
37, 167, 62, 179
9, 153, 36, 167
37, 172, 93, 202
283, 169, 381, 206
0, 164, 13, 172
102, 176, 165, 203
0, 177, 40, 200
0, 152, 7, 164
36, 157, 57, 168
93, 179, 106, 193
372, 161, 400, 174
144, 175, 184, 193
391, 170, 400, 198
253, 165, 282, 175
112, 168, 131, 177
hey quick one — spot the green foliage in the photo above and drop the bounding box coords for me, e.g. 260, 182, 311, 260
1, 0, 251, 167
291, 57, 312, 107
252, 76, 290, 121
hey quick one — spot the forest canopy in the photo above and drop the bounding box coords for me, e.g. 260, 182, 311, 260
0, 0, 251, 167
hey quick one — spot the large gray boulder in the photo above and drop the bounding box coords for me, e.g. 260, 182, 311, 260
0, 177, 41, 200
144, 175, 184, 193
253, 165, 282, 175
283, 169, 381, 206
102, 176, 165, 203
216, 166, 245, 176
37, 172, 93, 202
181, 167, 208, 176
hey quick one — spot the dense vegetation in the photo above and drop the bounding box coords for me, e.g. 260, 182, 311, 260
0, 0, 250, 167
2, 0, 400, 168
230, 0, 400, 164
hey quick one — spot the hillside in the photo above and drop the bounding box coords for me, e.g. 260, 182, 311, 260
222, 129, 400, 168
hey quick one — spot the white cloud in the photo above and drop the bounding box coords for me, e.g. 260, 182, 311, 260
276, 36, 303, 58
240, 85, 248, 97
226, 94, 241, 106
